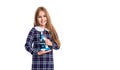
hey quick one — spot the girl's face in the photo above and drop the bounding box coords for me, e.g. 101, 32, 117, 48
37, 11, 47, 27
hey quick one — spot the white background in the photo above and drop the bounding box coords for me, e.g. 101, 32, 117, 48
0, 0, 120, 70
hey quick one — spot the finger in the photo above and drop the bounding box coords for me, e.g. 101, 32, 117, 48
38, 51, 45, 55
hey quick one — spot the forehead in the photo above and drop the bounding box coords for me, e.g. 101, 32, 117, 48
38, 11, 46, 15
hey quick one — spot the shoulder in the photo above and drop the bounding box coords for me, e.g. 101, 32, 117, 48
29, 27, 36, 32
27, 27, 36, 35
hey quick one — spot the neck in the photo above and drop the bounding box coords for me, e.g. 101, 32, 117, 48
39, 25, 45, 29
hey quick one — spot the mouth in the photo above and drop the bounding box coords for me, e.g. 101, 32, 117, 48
41, 21, 46, 24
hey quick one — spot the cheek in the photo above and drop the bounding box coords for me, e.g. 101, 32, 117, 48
44, 17, 47, 21
37, 18, 41, 22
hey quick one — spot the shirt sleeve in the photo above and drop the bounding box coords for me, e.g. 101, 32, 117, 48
52, 41, 60, 50
25, 28, 38, 55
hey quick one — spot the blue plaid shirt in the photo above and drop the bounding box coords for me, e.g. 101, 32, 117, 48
25, 26, 60, 70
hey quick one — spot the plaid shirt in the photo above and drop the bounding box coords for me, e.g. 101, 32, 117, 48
25, 27, 59, 70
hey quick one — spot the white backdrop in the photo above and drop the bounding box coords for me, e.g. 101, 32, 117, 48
0, 0, 120, 70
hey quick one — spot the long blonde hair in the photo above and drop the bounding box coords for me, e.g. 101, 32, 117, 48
34, 6, 60, 48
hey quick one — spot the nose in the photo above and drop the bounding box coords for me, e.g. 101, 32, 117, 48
41, 16, 44, 20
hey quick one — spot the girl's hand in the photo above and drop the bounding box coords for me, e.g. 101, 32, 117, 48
37, 51, 46, 55
45, 39, 52, 46
37, 50, 51, 55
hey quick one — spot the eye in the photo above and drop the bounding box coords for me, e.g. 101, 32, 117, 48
38, 16, 41, 18
43, 15, 46, 17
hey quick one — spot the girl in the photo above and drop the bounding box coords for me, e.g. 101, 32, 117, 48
25, 6, 60, 70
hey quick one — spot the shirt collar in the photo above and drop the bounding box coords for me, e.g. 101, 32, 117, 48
34, 26, 49, 32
